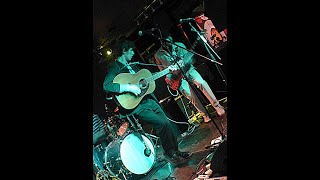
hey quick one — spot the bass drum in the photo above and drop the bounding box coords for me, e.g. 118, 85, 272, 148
104, 131, 156, 179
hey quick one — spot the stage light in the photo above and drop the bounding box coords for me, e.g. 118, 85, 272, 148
106, 49, 112, 55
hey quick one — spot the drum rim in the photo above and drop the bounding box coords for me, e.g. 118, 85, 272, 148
104, 131, 157, 176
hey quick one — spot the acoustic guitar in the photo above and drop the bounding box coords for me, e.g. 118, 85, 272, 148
113, 66, 177, 109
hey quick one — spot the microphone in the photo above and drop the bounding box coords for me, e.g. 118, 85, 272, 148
138, 28, 157, 36
179, 18, 194, 23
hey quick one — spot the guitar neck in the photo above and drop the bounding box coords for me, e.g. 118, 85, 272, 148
145, 67, 171, 83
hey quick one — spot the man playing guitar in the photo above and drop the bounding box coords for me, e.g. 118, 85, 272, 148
154, 33, 225, 122
103, 37, 192, 166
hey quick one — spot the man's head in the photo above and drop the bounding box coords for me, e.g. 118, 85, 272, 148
112, 38, 136, 59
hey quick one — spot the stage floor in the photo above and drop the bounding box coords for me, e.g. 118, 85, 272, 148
149, 109, 227, 180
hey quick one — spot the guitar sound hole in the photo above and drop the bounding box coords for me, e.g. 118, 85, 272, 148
139, 79, 148, 89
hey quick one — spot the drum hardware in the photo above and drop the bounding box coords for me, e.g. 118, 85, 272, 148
118, 168, 130, 180
95, 169, 110, 180
96, 144, 103, 152
144, 133, 160, 147
95, 110, 157, 179
125, 115, 154, 157
126, 114, 160, 148
104, 131, 156, 178
104, 104, 125, 140
106, 157, 130, 180
105, 116, 121, 139
93, 145, 106, 171
106, 123, 117, 139
105, 113, 133, 141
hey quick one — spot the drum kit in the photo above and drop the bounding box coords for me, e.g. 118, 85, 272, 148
93, 107, 157, 180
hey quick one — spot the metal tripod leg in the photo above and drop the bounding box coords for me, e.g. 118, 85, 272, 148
126, 114, 160, 145
144, 133, 160, 147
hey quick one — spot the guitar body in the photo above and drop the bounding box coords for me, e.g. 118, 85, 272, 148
113, 69, 156, 110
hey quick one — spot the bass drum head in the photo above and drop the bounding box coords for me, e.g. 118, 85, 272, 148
120, 132, 156, 174
104, 131, 156, 177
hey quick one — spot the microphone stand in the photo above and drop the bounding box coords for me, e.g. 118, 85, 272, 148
188, 22, 227, 86
159, 38, 223, 65
158, 36, 225, 138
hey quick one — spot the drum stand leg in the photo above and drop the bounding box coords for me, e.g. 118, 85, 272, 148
144, 133, 160, 147
117, 168, 127, 180
121, 172, 127, 180
126, 115, 160, 146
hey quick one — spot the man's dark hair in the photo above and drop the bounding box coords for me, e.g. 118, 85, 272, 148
112, 37, 136, 58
